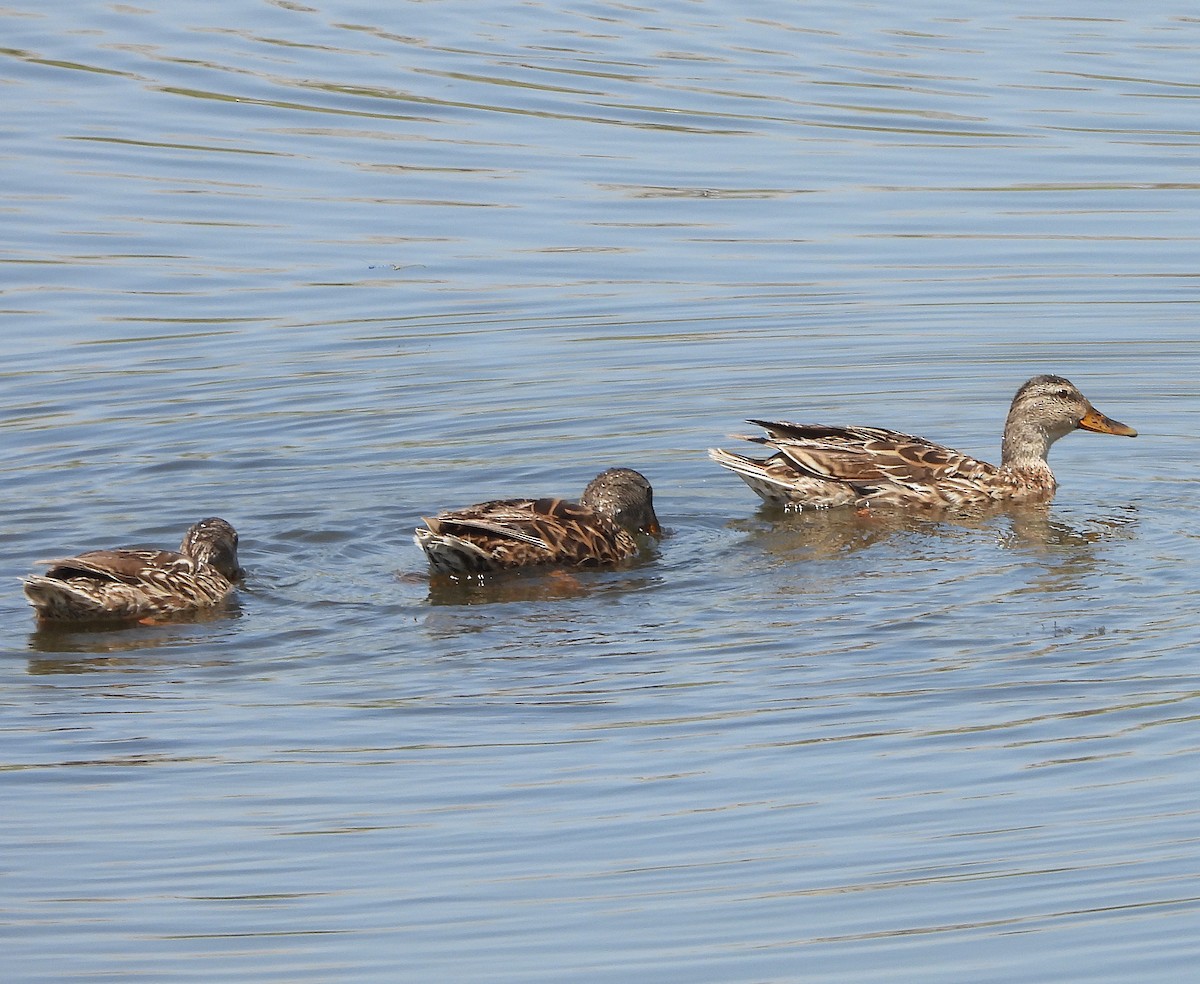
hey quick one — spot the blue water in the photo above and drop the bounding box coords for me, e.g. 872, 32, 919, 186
2, 2, 1199, 982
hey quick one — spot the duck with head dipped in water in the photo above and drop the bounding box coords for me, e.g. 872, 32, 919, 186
709, 375, 1136, 510
23, 517, 243, 623
415, 467, 661, 576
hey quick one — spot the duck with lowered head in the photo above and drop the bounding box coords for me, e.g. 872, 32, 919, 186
415, 467, 661, 576
23, 517, 243, 623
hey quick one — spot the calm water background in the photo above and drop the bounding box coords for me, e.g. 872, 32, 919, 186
2, 2, 1199, 981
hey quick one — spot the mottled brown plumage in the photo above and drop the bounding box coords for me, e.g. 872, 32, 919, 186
23, 518, 242, 623
415, 468, 661, 575
710, 375, 1136, 510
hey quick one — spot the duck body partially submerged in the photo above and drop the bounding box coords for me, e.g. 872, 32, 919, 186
709, 375, 1136, 510
415, 468, 660, 576
23, 517, 242, 623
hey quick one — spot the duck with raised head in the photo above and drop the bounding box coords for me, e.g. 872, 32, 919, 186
23, 517, 242, 623
709, 375, 1136, 510
415, 467, 661, 575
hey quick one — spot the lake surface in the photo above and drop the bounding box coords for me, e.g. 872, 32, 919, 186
2, 2, 1199, 981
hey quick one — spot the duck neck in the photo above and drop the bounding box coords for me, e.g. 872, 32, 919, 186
1000, 414, 1059, 489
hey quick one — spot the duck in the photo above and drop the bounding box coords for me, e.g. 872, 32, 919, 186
415, 467, 661, 575
23, 517, 242, 623
708, 375, 1136, 510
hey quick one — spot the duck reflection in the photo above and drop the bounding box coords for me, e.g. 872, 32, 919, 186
1000, 502, 1138, 553
25, 603, 242, 672
734, 499, 1138, 565
422, 566, 659, 607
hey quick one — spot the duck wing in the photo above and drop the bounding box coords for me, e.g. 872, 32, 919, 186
744, 420, 999, 494
40, 548, 196, 586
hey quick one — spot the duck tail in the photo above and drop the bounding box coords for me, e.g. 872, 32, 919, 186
22, 576, 115, 621
413, 529, 498, 576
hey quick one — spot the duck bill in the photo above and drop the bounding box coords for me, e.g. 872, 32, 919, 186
1078, 407, 1137, 437
643, 519, 663, 539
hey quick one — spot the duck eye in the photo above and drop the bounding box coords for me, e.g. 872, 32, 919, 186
1056, 389, 1071, 399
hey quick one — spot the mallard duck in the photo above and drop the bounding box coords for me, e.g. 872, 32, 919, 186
23, 517, 242, 623
415, 467, 661, 575
709, 375, 1136, 509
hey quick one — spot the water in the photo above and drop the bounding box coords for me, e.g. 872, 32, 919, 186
2, 2, 1199, 981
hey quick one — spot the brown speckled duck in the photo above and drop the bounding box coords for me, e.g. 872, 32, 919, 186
23, 517, 242, 623
415, 468, 661, 575
709, 375, 1136, 510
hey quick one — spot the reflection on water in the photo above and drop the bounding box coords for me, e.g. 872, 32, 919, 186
2, 1, 1198, 982
25, 604, 244, 660
426, 568, 605, 606
1002, 503, 1140, 551
730, 499, 1138, 564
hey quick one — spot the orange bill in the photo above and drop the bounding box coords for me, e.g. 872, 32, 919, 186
1078, 406, 1137, 437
